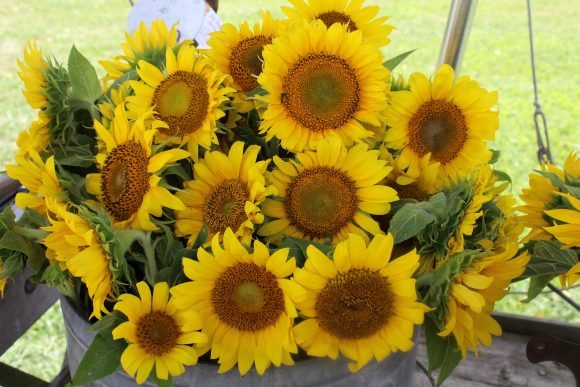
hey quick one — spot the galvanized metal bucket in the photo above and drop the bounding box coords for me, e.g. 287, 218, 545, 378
61, 296, 417, 387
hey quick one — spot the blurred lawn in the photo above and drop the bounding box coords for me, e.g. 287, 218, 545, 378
0, 0, 578, 382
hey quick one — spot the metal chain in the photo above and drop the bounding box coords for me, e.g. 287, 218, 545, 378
527, 0, 553, 164
527, 0, 580, 312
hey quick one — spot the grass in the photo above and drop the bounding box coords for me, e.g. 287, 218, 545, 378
0, 0, 578, 382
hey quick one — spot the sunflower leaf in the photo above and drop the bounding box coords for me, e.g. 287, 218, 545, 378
85, 311, 124, 336
383, 49, 416, 70
192, 224, 209, 249
71, 333, 126, 386
389, 202, 436, 244
424, 316, 462, 386
68, 45, 101, 104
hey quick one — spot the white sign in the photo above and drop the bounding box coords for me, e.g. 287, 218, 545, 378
128, 0, 220, 45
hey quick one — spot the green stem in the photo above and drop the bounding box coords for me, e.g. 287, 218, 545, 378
13, 226, 48, 241
139, 232, 157, 284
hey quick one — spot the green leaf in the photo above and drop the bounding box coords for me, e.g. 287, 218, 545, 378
425, 317, 444, 372
383, 49, 416, 70
436, 344, 462, 387
523, 240, 577, 278
493, 170, 512, 184
85, 311, 124, 336
0, 230, 45, 273
489, 149, 501, 164
151, 374, 174, 387
0, 254, 24, 278
278, 236, 333, 267
389, 203, 436, 244
424, 317, 462, 386
16, 208, 48, 228
524, 274, 553, 302
71, 334, 126, 386
114, 229, 146, 257
68, 45, 101, 103
192, 224, 209, 249
246, 86, 267, 97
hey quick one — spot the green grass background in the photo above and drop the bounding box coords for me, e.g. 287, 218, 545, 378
0, 0, 578, 381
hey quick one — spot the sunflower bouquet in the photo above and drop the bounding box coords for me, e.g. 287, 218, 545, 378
0, 0, 550, 386
518, 151, 580, 299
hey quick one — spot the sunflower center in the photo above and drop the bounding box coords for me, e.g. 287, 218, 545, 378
203, 179, 250, 233
282, 53, 360, 131
408, 99, 468, 164
152, 70, 209, 137
212, 262, 285, 331
393, 182, 428, 201
101, 141, 150, 222
316, 269, 394, 340
233, 281, 265, 312
317, 11, 358, 32
230, 35, 271, 92
136, 311, 179, 355
285, 167, 357, 239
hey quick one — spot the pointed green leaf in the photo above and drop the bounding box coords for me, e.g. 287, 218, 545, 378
71, 334, 126, 386
524, 274, 553, 302
383, 49, 416, 70
68, 45, 101, 103
192, 224, 209, 249
85, 311, 124, 336
389, 203, 436, 243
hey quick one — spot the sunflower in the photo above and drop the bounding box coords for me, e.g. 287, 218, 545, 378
86, 105, 188, 230
518, 162, 564, 242
482, 193, 523, 252
98, 80, 133, 128
128, 44, 233, 160
438, 244, 530, 357
171, 229, 300, 375
113, 282, 207, 384
385, 65, 498, 182
544, 192, 580, 249
560, 263, 580, 288
17, 40, 49, 110
42, 200, 114, 319
380, 146, 441, 202
16, 112, 51, 158
208, 10, 285, 94
258, 21, 389, 153
455, 166, 494, 242
175, 142, 273, 247
6, 151, 64, 214
258, 137, 397, 245
282, 0, 394, 47
564, 150, 580, 181
291, 233, 427, 372
0, 262, 7, 296
100, 20, 178, 84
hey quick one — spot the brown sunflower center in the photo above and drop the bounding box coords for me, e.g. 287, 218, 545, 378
282, 53, 360, 131
317, 11, 358, 32
136, 311, 180, 355
229, 35, 271, 92
285, 167, 357, 239
408, 99, 468, 164
393, 182, 428, 201
152, 70, 209, 137
101, 141, 150, 222
316, 269, 394, 340
212, 262, 285, 331
202, 179, 250, 233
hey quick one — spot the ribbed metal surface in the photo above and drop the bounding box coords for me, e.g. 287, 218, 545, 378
62, 296, 417, 387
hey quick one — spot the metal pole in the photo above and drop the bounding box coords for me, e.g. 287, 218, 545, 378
437, 0, 478, 73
